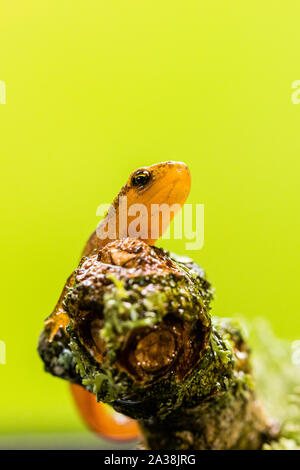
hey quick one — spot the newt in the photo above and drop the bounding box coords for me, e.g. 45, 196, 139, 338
39, 161, 191, 441
38, 162, 300, 449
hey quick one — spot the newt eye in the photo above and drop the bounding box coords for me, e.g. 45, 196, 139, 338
131, 170, 151, 188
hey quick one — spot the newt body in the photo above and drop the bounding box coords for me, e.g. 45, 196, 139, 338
39, 161, 191, 440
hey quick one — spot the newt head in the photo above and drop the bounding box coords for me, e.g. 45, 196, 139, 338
92, 161, 191, 250
123, 160, 191, 208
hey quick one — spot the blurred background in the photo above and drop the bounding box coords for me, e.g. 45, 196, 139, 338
0, 0, 299, 449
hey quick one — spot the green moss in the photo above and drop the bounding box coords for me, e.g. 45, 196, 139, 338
100, 275, 167, 359
97, 258, 213, 365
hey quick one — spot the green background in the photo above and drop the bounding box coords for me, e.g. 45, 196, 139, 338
0, 1, 299, 441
